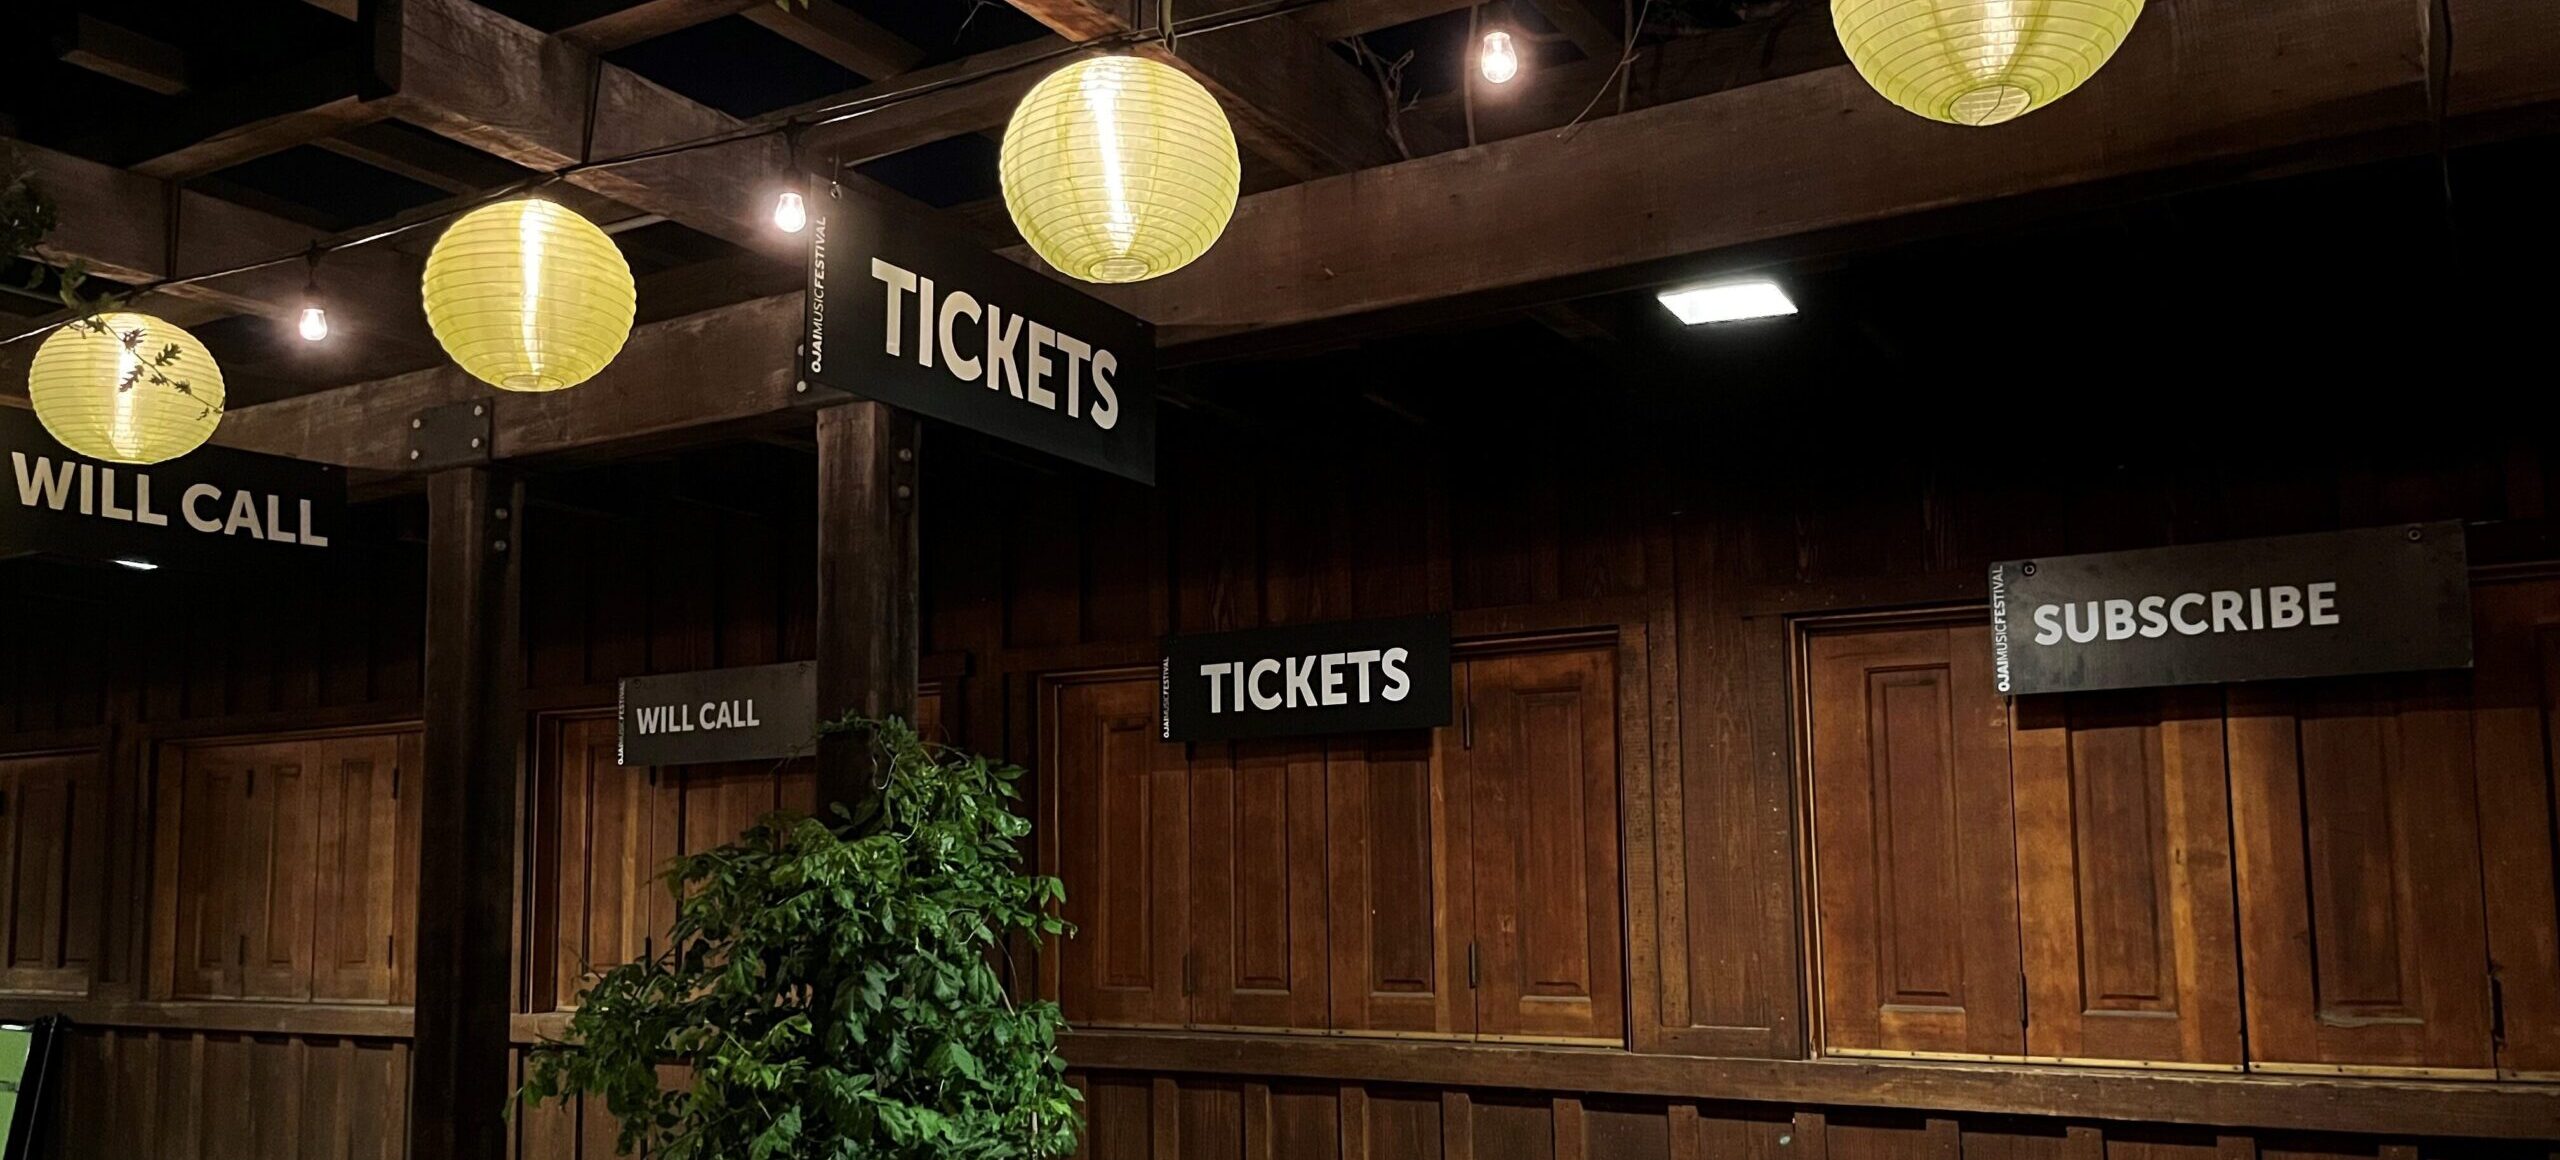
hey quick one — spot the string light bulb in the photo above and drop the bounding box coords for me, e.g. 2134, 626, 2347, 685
773, 189, 808, 234
1479, 29, 1520, 85
297, 245, 329, 342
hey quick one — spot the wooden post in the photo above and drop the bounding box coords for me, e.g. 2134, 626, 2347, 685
410, 466, 524, 1160
814, 400, 920, 815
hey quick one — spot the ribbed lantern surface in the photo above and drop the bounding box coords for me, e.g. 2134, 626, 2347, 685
27, 312, 226, 465
1000, 55, 1241, 284
1833, 0, 2144, 126
422, 198, 637, 392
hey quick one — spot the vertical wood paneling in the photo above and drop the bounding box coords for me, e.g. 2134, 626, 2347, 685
1190, 739, 1331, 1030
2470, 579, 2560, 1076
1462, 648, 1624, 1043
1049, 675, 1190, 1027
2013, 691, 2244, 1066
1807, 624, 2023, 1057
0, 750, 104, 994
1328, 730, 1468, 1036
2227, 676, 2497, 1071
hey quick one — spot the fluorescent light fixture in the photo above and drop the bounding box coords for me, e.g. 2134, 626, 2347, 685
112, 557, 159, 571
1657, 279, 1797, 325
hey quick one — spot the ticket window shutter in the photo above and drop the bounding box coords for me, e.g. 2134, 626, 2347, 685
1188, 738, 1330, 1030
310, 734, 411, 1004
2011, 689, 2244, 1067
2228, 678, 2498, 1072
2474, 578, 2560, 1077
235, 745, 318, 1001
1326, 730, 1471, 1037
1459, 647, 1625, 1044
547, 714, 680, 1009
1807, 624, 2025, 1058
1047, 675, 1190, 1028
0, 752, 105, 995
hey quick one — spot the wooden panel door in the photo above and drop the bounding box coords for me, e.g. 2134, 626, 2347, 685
2012, 690, 2243, 1066
2227, 675, 2496, 1072
2475, 578, 2560, 1076
165, 742, 272, 1000
1189, 738, 1330, 1030
1047, 674, 1189, 1027
1328, 730, 1470, 1036
0, 751, 105, 994
1461, 647, 1625, 1043
237, 745, 319, 1000
311, 734, 409, 1003
1806, 623, 2023, 1058
546, 714, 679, 1007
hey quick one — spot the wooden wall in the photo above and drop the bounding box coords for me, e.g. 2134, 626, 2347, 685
5, 407, 2560, 1155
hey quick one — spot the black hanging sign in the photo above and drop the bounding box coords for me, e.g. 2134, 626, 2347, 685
1160, 614, 1453, 743
1, 406, 343, 570
800, 178, 1157, 485
618, 661, 818, 767
1988, 522, 2472, 696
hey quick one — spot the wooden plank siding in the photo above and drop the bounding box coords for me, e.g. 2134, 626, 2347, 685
5, 423, 2560, 1153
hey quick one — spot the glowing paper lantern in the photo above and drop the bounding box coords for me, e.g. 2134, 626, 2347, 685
1000, 55, 1240, 284
1832, 0, 2145, 126
422, 198, 636, 392
26, 312, 225, 465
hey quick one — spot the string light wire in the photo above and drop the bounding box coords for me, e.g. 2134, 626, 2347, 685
0, 0, 1341, 350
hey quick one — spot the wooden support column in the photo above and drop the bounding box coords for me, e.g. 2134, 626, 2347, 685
814, 401, 920, 815
411, 466, 524, 1160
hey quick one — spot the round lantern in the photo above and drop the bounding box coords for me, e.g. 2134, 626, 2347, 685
1000, 55, 1241, 284
1832, 0, 2145, 126
421, 198, 636, 392
26, 312, 225, 465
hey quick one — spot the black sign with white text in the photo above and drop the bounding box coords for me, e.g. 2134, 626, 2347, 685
2, 406, 343, 570
1989, 523, 2472, 696
1160, 615, 1453, 743
801, 178, 1156, 484
618, 661, 818, 767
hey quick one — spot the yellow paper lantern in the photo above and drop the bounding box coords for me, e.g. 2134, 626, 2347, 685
26, 312, 225, 465
1000, 55, 1240, 284
1833, 0, 2145, 126
421, 198, 636, 392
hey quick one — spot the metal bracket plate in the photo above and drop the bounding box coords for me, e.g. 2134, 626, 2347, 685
408, 400, 492, 470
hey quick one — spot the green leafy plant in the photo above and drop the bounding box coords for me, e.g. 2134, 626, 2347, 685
520, 715, 1081, 1160
4, 147, 209, 416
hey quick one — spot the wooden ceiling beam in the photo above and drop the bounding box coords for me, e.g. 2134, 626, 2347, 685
1297, 0, 1476, 41
1003, 0, 1402, 178
1068, 0, 2542, 345
55, 15, 189, 96
787, 36, 1069, 166
741, 2, 922, 81
314, 121, 532, 194
1517, 0, 1622, 60
380, 0, 795, 257
558, 0, 761, 53
216, 292, 807, 468
4, 138, 438, 359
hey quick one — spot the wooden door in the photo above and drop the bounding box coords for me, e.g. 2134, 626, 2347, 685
1188, 738, 1330, 1030
2475, 579, 2560, 1076
237, 745, 319, 1000
1328, 730, 1470, 1036
165, 742, 273, 999
2012, 689, 2243, 1066
310, 733, 411, 1003
0, 751, 105, 995
546, 714, 680, 1007
1046, 673, 1189, 1027
1806, 623, 2024, 1058
1460, 647, 1625, 1044
2227, 674, 2496, 1072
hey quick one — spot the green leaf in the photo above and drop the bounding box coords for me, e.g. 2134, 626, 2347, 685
513, 714, 1079, 1159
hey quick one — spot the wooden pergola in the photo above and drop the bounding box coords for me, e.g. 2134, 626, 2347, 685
6, 2, 2560, 1155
